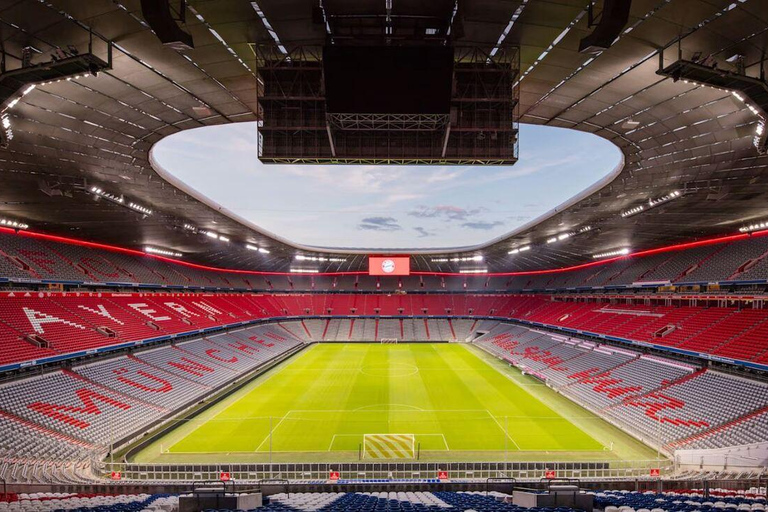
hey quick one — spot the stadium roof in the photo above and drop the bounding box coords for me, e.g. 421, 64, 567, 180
0, 0, 767, 274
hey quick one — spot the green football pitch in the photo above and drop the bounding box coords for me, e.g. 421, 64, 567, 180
131, 343, 659, 463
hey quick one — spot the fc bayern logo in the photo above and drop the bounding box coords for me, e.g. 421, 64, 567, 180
381, 259, 396, 273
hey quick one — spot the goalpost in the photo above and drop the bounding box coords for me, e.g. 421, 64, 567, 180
363, 433, 416, 459
380, 338, 398, 344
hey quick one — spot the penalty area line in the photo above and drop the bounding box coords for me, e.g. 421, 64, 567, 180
165, 358, 296, 453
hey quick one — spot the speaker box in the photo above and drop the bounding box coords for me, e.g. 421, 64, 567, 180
579, 0, 632, 54
140, 0, 194, 50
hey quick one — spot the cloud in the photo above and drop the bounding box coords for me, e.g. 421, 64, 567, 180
382, 193, 426, 204
462, 220, 504, 230
276, 164, 464, 198
413, 226, 434, 238
408, 205, 484, 221
358, 217, 402, 231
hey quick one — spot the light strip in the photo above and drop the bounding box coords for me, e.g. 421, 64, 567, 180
547, 232, 572, 244
91, 186, 153, 216
514, 8, 587, 88
648, 190, 681, 207
622, 190, 681, 218
621, 205, 645, 218
592, 248, 630, 259
1, 113, 12, 143
3, 83, 37, 115
187, 6, 255, 76
0, 218, 29, 230
128, 202, 152, 215
90, 186, 124, 204
290, 268, 319, 273
296, 254, 346, 262
508, 245, 530, 255
144, 246, 182, 257
202, 231, 229, 242
754, 120, 766, 154
489, 0, 529, 58
459, 268, 488, 274
739, 221, 768, 233
251, 1, 290, 58
546, 225, 592, 244
725, 89, 763, 118
1, 224, 765, 278
449, 255, 483, 262
432, 255, 483, 262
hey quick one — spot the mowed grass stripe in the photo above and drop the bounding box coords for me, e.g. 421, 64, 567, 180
165, 343, 606, 458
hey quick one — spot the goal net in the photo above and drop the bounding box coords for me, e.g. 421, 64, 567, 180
363, 433, 415, 459
380, 338, 398, 344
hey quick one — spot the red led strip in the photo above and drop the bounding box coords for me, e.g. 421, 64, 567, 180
1, 226, 766, 277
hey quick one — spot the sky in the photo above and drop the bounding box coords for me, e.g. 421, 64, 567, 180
152, 123, 620, 249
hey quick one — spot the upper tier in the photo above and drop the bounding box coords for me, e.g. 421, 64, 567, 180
1, 229, 768, 291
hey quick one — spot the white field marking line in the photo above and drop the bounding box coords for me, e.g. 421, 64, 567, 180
468, 345, 602, 450
467, 344, 608, 441
166, 345, 317, 452
280, 368, 503, 372
167, 446, 593, 455
467, 345, 550, 387
358, 364, 419, 378
486, 409, 522, 451
178, 407, 497, 453
168, 412, 599, 421
281, 408, 489, 414
353, 403, 424, 412
254, 411, 292, 452
328, 433, 450, 452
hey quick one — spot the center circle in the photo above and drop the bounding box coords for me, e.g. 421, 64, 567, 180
360, 363, 419, 377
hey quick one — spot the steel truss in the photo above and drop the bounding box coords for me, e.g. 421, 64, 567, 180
327, 113, 450, 131
253, 44, 520, 165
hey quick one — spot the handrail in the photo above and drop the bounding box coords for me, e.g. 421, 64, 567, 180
190, 479, 235, 494
540, 477, 581, 490
486, 476, 516, 495
258, 478, 290, 497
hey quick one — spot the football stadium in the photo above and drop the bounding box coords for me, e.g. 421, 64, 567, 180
0, 0, 766, 510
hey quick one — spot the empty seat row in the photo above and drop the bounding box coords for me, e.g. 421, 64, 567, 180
473, 324, 767, 450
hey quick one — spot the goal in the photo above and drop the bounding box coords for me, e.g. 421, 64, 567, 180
363, 433, 415, 459
380, 338, 398, 344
